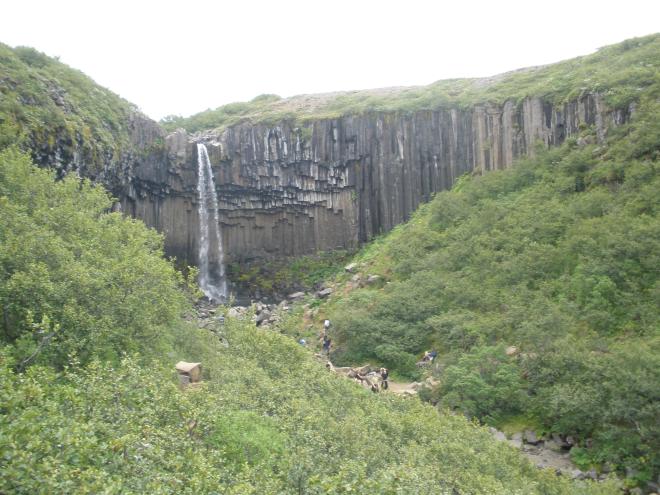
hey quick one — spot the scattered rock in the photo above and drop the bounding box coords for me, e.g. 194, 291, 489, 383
571, 469, 586, 480
255, 310, 271, 325
544, 439, 563, 452
288, 291, 305, 300
344, 263, 358, 273
524, 430, 540, 445
316, 288, 334, 298
646, 481, 660, 493
505, 345, 519, 356
489, 428, 507, 442
227, 307, 246, 318
366, 275, 381, 285
508, 432, 523, 449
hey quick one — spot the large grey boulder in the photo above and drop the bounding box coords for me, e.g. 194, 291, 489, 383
524, 430, 540, 445
344, 263, 358, 273
316, 288, 334, 298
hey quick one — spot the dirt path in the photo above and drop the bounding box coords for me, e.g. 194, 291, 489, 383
386, 381, 418, 395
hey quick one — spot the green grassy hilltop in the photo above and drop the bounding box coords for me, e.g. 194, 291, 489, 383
0, 43, 152, 173
161, 34, 659, 132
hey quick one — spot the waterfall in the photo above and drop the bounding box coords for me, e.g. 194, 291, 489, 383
196, 143, 227, 301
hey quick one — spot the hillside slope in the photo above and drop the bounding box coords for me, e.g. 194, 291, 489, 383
309, 62, 660, 485
0, 149, 616, 494
0, 43, 166, 186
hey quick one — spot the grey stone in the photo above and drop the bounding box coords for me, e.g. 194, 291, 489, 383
524, 430, 540, 445
255, 310, 271, 325
571, 470, 585, 480
288, 292, 305, 300
544, 439, 563, 452
491, 429, 507, 442
366, 275, 381, 285
344, 263, 358, 273
507, 432, 523, 449
227, 307, 242, 318
316, 288, 334, 298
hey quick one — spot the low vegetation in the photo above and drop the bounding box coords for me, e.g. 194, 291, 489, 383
0, 148, 619, 493
227, 249, 354, 299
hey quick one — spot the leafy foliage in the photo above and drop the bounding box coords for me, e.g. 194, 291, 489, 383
324, 81, 660, 480
0, 149, 614, 493
0, 148, 188, 367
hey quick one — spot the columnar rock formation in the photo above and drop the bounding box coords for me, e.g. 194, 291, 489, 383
116, 93, 631, 267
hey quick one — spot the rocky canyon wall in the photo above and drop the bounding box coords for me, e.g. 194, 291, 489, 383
116, 94, 631, 267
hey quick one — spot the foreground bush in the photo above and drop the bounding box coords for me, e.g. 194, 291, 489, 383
0, 148, 188, 368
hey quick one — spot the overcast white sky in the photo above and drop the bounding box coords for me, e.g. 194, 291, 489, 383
1, 0, 658, 120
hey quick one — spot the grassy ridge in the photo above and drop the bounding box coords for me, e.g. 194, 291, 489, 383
0, 44, 145, 172
161, 33, 659, 133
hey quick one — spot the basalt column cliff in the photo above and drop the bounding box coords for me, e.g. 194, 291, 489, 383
118, 94, 631, 267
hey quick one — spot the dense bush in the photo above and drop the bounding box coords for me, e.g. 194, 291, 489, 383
326, 89, 660, 479
0, 148, 188, 368
0, 149, 615, 493
0, 319, 617, 494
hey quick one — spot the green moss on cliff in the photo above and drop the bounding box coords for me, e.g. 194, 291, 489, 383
163, 33, 659, 133
0, 44, 143, 172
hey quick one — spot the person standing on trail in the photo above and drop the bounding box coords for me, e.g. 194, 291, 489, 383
380, 367, 389, 390
322, 335, 332, 355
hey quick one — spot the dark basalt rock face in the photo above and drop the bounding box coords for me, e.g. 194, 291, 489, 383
116, 93, 631, 268
31, 93, 631, 268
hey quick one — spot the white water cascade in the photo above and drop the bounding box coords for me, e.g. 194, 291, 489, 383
196, 143, 228, 301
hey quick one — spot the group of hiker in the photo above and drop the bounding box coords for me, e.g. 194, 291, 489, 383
299, 319, 332, 353
304, 320, 439, 393
325, 360, 390, 393
422, 349, 438, 362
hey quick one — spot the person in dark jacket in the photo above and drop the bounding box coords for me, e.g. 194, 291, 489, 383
380, 367, 389, 390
